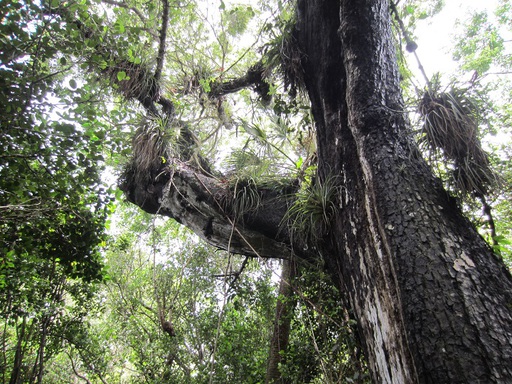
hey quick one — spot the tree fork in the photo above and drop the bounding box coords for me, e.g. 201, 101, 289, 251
107, 0, 512, 381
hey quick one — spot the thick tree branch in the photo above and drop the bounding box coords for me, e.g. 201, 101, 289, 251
119, 159, 314, 260
209, 63, 271, 102
52, 3, 313, 263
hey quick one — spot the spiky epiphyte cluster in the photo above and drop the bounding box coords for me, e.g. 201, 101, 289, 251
418, 88, 497, 197
283, 170, 340, 243
120, 116, 175, 190
247, 63, 272, 104
229, 177, 262, 222
103, 60, 161, 109
262, 11, 306, 97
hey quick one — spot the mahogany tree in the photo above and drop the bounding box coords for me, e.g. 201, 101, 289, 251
47, 0, 512, 382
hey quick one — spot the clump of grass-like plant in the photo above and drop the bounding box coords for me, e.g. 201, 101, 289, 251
120, 116, 176, 188
102, 59, 160, 104
262, 10, 306, 97
284, 169, 340, 243
418, 85, 497, 197
229, 177, 263, 222
220, 171, 298, 224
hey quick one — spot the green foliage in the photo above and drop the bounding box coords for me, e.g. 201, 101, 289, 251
488, 144, 512, 264
0, 258, 106, 383
55, 205, 368, 384
67, 205, 278, 383
0, 2, 116, 280
281, 266, 370, 384
1, 0, 511, 381
229, 177, 263, 221
123, 116, 177, 187
0, 0, 113, 281
453, 10, 511, 73
221, 113, 311, 183
224, 5, 255, 37
284, 170, 341, 242
261, 3, 306, 97
0, 1, 125, 381
398, 0, 444, 26
416, 1, 512, 255
225, 148, 272, 178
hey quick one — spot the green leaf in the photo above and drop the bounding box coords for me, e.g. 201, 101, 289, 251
114, 21, 125, 33
56, 124, 76, 135
295, 157, 304, 170
95, 130, 105, 139
117, 71, 127, 81
199, 78, 211, 92
69, 79, 77, 89
242, 121, 266, 141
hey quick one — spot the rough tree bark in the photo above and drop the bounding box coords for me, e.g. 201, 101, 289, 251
121, 160, 314, 260
119, 0, 512, 382
294, 0, 512, 382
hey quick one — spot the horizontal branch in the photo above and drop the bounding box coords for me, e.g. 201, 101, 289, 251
52, 5, 305, 261
119, 159, 313, 260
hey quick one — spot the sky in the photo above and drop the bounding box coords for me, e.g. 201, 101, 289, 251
411, 0, 501, 81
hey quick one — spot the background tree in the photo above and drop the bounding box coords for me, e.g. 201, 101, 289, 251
1, 1, 113, 382
79, 204, 279, 383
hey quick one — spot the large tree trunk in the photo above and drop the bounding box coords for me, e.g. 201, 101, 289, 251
296, 0, 512, 383
118, 0, 512, 382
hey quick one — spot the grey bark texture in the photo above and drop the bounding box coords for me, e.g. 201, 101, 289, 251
120, 160, 316, 260
121, 0, 512, 382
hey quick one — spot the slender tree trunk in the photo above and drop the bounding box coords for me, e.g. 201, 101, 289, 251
296, 0, 512, 383
9, 317, 27, 384
33, 316, 50, 384
266, 258, 297, 384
